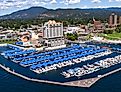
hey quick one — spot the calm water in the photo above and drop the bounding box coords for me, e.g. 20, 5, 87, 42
0, 44, 121, 92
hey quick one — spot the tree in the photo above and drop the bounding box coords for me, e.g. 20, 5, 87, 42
66, 33, 78, 41
115, 25, 121, 33
104, 29, 114, 34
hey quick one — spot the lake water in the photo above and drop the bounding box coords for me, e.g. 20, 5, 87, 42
0, 43, 121, 92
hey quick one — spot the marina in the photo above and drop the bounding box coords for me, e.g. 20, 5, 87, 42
1, 44, 112, 74
1, 62, 121, 88
1, 3, 121, 91
0, 43, 121, 88
61, 55, 121, 78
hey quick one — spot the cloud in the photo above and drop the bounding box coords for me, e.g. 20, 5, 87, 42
0, 0, 49, 9
91, 0, 101, 3
109, 0, 112, 2
0, 0, 28, 9
0, 0, 121, 12
50, 0, 57, 4
60, 0, 81, 5
109, 0, 121, 2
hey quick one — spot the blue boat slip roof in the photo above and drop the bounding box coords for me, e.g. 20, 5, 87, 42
4, 49, 22, 54
13, 53, 45, 61
7, 44, 22, 50
30, 56, 72, 69
5, 44, 109, 71
20, 47, 97, 66
6, 50, 36, 57
15, 42, 23, 45
5, 44, 82, 58
16, 46, 82, 61
30, 47, 108, 70
30, 58, 70, 69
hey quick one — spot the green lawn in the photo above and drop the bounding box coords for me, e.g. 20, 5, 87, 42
107, 33, 121, 38
100, 33, 121, 40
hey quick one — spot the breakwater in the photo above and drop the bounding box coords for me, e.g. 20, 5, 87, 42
1, 63, 121, 88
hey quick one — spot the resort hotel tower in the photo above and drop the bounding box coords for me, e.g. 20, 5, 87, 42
43, 20, 65, 48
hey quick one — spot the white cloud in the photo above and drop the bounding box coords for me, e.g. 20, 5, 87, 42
109, 0, 112, 2
0, 0, 28, 9
0, 0, 121, 12
109, 0, 121, 2
91, 0, 101, 3
0, 0, 50, 9
31, 0, 47, 6
60, 0, 81, 5
50, 0, 57, 4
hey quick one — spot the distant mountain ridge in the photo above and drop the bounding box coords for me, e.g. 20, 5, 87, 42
0, 7, 121, 20
0, 7, 48, 19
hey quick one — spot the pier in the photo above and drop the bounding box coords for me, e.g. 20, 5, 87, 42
1, 63, 121, 88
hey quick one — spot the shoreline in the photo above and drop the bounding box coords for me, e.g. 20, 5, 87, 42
0, 44, 7, 46
0, 63, 121, 88
92, 38, 121, 44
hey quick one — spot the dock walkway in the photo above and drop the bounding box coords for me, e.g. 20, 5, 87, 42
0, 63, 121, 88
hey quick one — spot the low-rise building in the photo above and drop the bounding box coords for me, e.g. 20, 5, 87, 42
64, 26, 80, 34
0, 29, 17, 40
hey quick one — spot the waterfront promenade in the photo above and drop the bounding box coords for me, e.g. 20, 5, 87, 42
1, 63, 121, 88
0, 44, 7, 46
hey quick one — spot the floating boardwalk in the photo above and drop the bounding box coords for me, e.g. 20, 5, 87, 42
65, 77, 100, 88
1, 63, 121, 88
1, 44, 121, 88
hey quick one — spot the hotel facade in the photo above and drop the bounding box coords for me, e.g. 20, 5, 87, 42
43, 20, 65, 47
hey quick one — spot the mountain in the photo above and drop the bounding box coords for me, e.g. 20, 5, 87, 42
0, 7, 121, 20
38, 8, 121, 21
105, 7, 121, 12
0, 7, 48, 19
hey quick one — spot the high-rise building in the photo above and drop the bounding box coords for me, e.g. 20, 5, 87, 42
109, 13, 118, 27
43, 20, 65, 47
119, 16, 121, 25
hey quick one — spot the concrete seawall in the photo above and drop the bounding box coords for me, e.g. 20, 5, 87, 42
0, 64, 84, 87
0, 63, 121, 88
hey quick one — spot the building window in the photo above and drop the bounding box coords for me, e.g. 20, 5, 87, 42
53, 27, 55, 37
50, 28, 52, 38
47, 29, 49, 38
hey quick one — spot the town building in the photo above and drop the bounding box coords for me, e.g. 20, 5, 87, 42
0, 28, 17, 40
92, 18, 104, 33
119, 16, 121, 25
64, 25, 80, 34
109, 13, 118, 27
43, 20, 65, 47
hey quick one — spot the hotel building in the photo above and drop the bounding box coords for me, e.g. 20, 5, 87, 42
43, 20, 65, 47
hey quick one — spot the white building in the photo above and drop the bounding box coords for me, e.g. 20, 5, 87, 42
0, 29, 17, 40
64, 26, 80, 34
0, 34, 7, 40
43, 20, 65, 47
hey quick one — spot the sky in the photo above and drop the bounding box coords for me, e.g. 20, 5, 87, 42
0, 0, 121, 16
